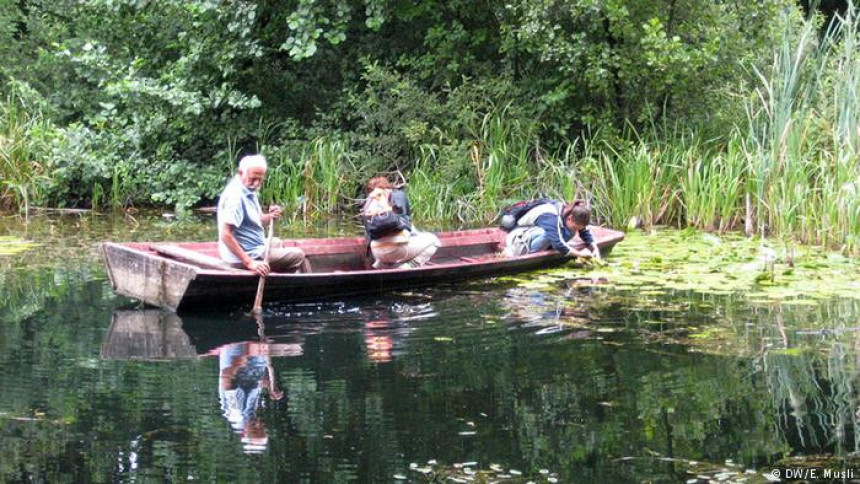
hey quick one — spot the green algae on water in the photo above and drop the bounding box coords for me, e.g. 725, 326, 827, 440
0, 236, 37, 256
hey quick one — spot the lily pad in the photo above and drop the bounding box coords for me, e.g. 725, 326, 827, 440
573, 231, 860, 303
0, 237, 37, 256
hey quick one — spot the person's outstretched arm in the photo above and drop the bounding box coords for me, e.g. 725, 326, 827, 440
579, 227, 600, 259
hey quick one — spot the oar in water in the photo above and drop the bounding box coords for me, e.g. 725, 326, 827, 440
251, 218, 276, 316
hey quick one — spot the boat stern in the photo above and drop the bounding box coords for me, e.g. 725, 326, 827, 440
102, 242, 198, 311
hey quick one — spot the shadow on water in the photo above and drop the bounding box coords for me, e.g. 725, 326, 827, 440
5, 213, 860, 481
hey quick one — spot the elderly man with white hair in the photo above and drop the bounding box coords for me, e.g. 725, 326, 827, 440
217, 154, 310, 275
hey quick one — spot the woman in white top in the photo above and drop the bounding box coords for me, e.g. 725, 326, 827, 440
361, 176, 440, 269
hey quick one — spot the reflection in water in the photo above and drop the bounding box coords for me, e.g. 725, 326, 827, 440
100, 310, 197, 360
755, 300, 860, 457
501, 278, 860, 468
360, 303, 433, 363
216, 321, 301, 454
364, 319, 395, 363
99, 301, 433, 457
6, 226, 860, 482
501, 277, 610, 334
101, 309, 305, 454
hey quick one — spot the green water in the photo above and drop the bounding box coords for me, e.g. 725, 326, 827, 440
2, 212, 860, 483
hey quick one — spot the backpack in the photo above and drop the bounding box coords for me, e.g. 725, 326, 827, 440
498, 198, 555, 232
363, 189, 409, 240
365, 212, 408, 239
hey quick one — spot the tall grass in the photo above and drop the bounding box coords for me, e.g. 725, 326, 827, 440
407, 144, 478, 224
580, 132, 682, 229
533, 141, 581, 202
741, 5, 860, 252
469, 106, 533, 214
262, 137, 353, 219
679, 136, 746, 233
0, 82, 53, 214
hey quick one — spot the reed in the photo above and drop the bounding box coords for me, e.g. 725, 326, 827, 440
581, 131, 680, 229
91, 182, 103, 210
679, 136, 746, 233
261, 137, 353, 218
534, 140, 585, 202
827, 5, 860, 253
304, 137, 352, 214
741, 5, 860, 253
260, 146, 308, 216
408, 144, 478, 223
0, 83, 52, 213
470, 105, 533, 213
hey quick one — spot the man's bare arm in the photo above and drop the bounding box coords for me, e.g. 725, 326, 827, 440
220, 223, 270, 276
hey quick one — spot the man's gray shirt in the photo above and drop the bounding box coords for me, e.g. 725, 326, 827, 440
217, 176, 265, 263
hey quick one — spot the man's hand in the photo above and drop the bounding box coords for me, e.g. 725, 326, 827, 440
246, 259, 271, 276
268, 205, 283, 219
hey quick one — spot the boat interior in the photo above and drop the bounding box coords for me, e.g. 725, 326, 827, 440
122, 229, 508, 274
118, 227, 621, 274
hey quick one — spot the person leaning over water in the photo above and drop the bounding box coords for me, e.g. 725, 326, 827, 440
361, 176, 440, 269
217, 154, 311, 275
504, 199, 601, 259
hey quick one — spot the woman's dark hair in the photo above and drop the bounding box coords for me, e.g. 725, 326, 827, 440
563, 199, 591, 226
366, 176, 393, 194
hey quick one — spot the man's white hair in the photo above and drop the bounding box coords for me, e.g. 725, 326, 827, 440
238, 154, 267, 172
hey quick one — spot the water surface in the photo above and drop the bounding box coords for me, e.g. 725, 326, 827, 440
2, 212, 860, 483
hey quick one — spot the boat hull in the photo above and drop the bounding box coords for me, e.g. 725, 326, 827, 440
103, 227, 624, 311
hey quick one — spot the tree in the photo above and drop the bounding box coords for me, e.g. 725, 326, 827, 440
503, 0, 797, 131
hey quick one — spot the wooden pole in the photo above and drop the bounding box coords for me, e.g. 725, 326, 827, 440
251, 218, 275, 316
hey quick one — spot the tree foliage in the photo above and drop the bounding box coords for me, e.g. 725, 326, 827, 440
0, 0, 804, 211
505, 0, 794, 127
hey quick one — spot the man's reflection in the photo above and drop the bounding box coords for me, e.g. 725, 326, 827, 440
217, 333, 302, 454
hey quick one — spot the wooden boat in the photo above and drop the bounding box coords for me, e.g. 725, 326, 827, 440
102, 227, 625, 312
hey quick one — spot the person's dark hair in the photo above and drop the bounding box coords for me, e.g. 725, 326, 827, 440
366, 176, 392, 194
563, 199, 591, 226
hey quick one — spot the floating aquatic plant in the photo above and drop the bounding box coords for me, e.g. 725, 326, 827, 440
499, 229, 860, 354
0, 236, 37, 256
400, 459, 560, 483
546, 229, 860, 303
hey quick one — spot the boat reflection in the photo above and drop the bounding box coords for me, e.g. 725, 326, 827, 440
101, 309, 285, 360
102, 300, 436, 450
102, 300, 436, 363
99, 310, 198, 360
102, 309, 304, 453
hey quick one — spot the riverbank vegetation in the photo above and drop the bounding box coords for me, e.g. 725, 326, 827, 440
0, 1, 857, 253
